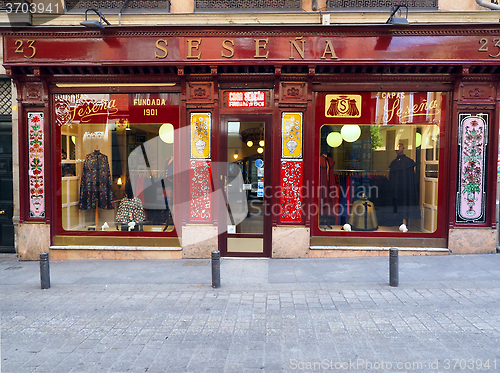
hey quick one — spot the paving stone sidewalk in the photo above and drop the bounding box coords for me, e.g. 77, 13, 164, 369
1, 254, 500, 372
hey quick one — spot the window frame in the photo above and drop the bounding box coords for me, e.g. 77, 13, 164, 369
51, 90, 182, 240
310, 89, 451, 240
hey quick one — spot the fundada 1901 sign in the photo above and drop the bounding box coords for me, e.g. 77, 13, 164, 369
4, 26, 500, 65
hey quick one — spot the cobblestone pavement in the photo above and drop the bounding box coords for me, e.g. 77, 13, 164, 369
1, 254, 500, 372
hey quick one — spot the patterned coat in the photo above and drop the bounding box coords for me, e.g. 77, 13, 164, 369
79, 150, 114, 210
116, 197, 145, 223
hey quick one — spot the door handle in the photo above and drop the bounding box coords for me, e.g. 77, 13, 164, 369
0, 210, 5, 215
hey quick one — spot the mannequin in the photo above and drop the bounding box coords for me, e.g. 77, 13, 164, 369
388, 143, 420, 226
116, 180, 145, 231
348, 193, 378, 231
319, 153, 336, 228
163, 156, 174, 229
79, 147, 114, 228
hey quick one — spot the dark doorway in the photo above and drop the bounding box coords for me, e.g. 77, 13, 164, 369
0, 119, 14, 253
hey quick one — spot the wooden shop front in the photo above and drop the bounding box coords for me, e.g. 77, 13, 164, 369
3, 24, 499, 260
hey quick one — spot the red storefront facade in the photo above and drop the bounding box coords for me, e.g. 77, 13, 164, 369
3, 24, 499, 260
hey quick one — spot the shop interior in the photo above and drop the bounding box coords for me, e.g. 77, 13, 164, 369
60, 118, 176, 233
319, 123, 439, 233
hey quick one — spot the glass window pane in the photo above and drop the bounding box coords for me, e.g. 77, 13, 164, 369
55, 93, 180, 233
316, 91, 446, 234
228, 121, 265, 235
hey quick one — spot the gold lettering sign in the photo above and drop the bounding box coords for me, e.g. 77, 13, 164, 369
321, 40, 338, 60
289, 37, 305, 60
187, 39, 202, 60
67, 99, 118, 124
152, 37, 343, 61
221, 39, 235, 58
325, 95, 362, 118
191, 113, 211, 159
254, 38, 269, 59
155, 39, 168, 59
385, 96, 442, 123
133, 98, 167, 106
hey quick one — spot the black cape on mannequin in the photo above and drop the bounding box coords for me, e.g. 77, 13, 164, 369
388, 153, 420, 224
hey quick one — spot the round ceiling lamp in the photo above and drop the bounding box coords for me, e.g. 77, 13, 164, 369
341, 125, 361, 143
159, 123, 174, 144
415, 133, 422, 148
326, 132, 343, 148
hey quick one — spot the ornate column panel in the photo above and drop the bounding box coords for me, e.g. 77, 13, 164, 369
28, 112, 45, 218
456, 114, 488, 223
280, 112, 303, 224
189, 112, 212, 222
454, 81, 496, 226
448, 81, 497, 255
183, 79, 218, 259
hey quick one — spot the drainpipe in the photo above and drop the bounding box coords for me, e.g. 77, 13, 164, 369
475, 0, 500, 10
119, 0, 130, 26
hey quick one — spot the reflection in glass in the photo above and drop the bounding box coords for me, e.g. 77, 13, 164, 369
319, 124, 439, 233
57, 93, 179, 233
227, 122, 265, 235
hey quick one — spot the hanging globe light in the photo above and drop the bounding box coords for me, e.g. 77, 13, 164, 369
257, 147, 264, 154
415, 132, 422, 148
246, 140, 253, 147
326, 132, 343, 148
341, 125, 361, 143
159, 123, 175, 144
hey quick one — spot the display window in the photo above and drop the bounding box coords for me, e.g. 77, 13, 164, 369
315, 91, 447, 235
55, 93, 180, 234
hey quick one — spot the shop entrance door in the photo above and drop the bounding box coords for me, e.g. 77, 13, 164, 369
218, 115, 272, 257
0, 122, 14, 253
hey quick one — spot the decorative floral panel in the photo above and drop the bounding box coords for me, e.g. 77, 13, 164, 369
190, 160, 212, 221
282, 112, 303, 159
456, 114, 488, 224
28, 112, 45, 218
191, 113, 211, 159
280, 160, 303, 223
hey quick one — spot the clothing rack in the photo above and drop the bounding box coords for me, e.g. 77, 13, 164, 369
334, 169, 390, 173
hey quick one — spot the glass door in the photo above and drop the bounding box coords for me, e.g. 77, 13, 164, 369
219, 115, 272, 257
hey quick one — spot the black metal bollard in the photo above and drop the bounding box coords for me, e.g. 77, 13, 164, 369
211, 250, 221, 288
389, 248, 399, 287
39, 252, 50, 289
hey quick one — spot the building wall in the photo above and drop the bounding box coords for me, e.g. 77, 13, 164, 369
13, 1, 500, 26
439, 0, 483, 11
171, 0, 194, 13
2, 1, 500, 259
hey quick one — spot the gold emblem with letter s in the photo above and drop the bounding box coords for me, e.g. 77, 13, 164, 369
325, 94, 362, 118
